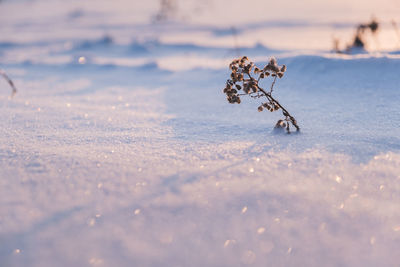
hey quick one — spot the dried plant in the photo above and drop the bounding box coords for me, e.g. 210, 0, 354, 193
335, 18, 380, 53
223, 56, 299, 133
0, 69, 17, 97
350, 19, 379, 49
153, 0, 178, 22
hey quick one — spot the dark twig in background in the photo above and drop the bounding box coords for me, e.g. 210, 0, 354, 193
350, 18, 379, 50
223, 56, 299, 133
0, 69, 17, 97
153, 0, 177, 22
334, 18, 380, 53
231, 27, 241, 57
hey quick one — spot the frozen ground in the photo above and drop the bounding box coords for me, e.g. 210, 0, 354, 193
1, 0, 400, 266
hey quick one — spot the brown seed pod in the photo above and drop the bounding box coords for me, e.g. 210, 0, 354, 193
258, 106, 263, 112
281, 64, 287, 72
236, 84, 242, 90
270, 65, 280, 72
260, 73, 265, 79
277, 72, 284, 78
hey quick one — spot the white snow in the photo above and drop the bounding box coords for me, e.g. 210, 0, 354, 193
1, 0, 400, 266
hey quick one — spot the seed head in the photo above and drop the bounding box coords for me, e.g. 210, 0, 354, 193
269, 57, 277, 66
270, 65, 280, 72
222, 56, 298, 132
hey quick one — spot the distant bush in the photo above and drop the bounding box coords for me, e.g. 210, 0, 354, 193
223, 56, 299, 133
153, 0, 177, 22
0, 69, 17, 97
334, 19, 379, 53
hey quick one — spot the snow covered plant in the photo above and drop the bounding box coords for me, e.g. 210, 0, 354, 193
223, 56, 299, 133
0, 69, 17, 97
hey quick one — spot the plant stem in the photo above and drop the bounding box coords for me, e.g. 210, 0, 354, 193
245, 71, 299, 131
0, 69, 17, 97
258, 86, 300, 131
269, 76, 277, 93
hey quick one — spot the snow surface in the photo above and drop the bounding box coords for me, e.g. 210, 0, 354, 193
1, 0, 400, 266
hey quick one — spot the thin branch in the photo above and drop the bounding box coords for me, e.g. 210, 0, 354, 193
231, 27, 241, 57
0, 69, 17, 97
269, 76, 277, 93
246, 69, 299, 131
257, 86, 300, 131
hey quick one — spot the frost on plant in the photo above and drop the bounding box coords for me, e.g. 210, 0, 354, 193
0, 69, 17, 97
223, 56, 299, 133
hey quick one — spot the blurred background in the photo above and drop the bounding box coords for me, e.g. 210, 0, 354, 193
1, 0, 400, 52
